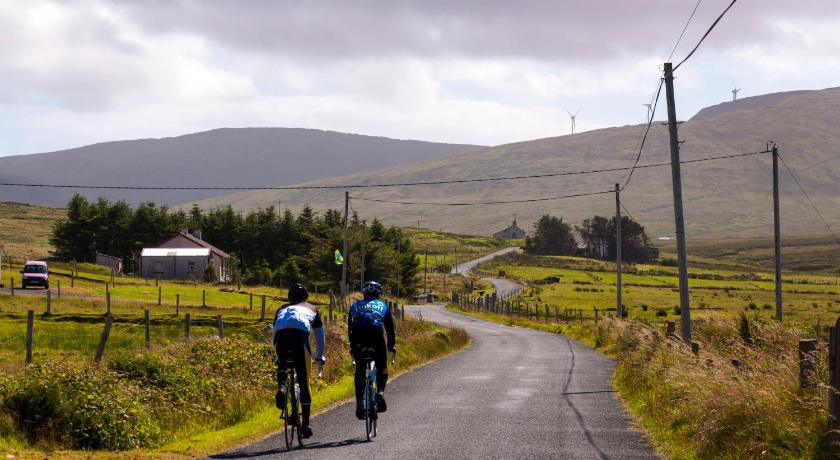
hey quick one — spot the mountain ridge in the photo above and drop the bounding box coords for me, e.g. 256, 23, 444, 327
189, 87, 840, 238
0, 127, 484, 207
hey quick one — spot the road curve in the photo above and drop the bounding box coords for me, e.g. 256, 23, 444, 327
484, 277, 523, 298
213, 305, 655, 459
451, 247, 518, 275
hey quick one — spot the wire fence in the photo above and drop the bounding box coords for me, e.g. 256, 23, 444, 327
1, 309, 271, 365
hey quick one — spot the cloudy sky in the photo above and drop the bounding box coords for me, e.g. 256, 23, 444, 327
1, 0, 839, 156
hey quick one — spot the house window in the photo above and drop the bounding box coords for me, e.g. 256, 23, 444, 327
187, 262, 195, 274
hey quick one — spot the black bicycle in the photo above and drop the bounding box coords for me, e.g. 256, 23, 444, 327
356, 347, 395, 441
277, 351, 303, 450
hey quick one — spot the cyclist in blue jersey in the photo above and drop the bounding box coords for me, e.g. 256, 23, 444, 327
348, 281, 396, 419
274, 283, 325, 438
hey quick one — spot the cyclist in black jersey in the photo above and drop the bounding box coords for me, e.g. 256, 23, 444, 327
348, 281, 396, 419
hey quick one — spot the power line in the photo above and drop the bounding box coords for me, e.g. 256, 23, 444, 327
673, 0, 738, 71
682, 233, 840, 242
355, 149, 770, 207
667, 0, 704, 62
0, 149, 770, 192
777, 151, 840, 243
352, 190, 614, 207
620, 201, 635, 222
621, 77, 664, 191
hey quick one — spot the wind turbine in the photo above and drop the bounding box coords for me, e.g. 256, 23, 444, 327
731, 81, 741, 101
642, 103, 653, 122
567, 108, 580, 134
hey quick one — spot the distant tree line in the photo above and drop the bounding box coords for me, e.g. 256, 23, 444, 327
524, 214, 658, 263
50, 194, 420, 295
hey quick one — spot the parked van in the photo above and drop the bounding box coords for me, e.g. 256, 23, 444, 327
21, 260, 49, 289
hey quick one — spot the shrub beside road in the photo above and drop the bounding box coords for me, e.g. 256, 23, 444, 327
0, 314, 467, 456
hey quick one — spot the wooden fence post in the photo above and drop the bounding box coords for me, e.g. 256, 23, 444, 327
202, 289, 206, 308
184, 313, 191, 340
158, 286, 162, 306
25, 310, 34, 365
249, 292, 254, 310
401, 305, 405, 321
45, 289, 52, 316
176, 294, 180, 315
144, 309, 151, 351
57, 280, 61, 298
94, 316, 113, 363
799, 338, 818, 388
830, 320, 840, 429
217, 315, 224, 339
667, 321, 676, 337
260, 295, 266, 321
106, 284, 112, 316
10, 276, 13, 295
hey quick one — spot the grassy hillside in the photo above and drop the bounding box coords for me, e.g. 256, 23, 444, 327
404, 227, 516, 268
190, 87, 840, 239
0, 202, 64, 260
658, 235, 840, 274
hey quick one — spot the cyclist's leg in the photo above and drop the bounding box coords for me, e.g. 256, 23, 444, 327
297, 343, 312, 426
274, 334, 293, 409
373, 331, 388, 393
372, 331, 389, 412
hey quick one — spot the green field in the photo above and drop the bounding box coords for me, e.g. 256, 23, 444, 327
474, 253, 840, 326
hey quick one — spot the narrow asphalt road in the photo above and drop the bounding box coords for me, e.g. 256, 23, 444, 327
451, 247, 518, 275
484, 277, 523, 298
214, 305, 655, 459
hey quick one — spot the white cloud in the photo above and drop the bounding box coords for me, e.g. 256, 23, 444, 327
1, 0, 840, 155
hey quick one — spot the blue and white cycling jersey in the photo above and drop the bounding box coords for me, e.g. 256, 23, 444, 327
273, 301, 325, 361
274, 301, 321, 333
349, 299, 389, 329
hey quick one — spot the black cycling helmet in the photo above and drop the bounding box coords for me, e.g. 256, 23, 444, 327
288, 283, 309, 304
362, 281, 383, 299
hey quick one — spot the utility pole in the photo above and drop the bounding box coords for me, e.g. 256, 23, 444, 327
615, 183, 623, 319
341, 191, 349, 298
772, 143, 783, 321
360, 220, 366, 288
423, 251, 429, 295
442, 252, 447, 292
664, 62, 692, 343
396, 239, 401, 298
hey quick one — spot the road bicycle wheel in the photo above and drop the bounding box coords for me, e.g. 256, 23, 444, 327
283, 373, 294, 451
294, 381, 304, 448
364, 364, 375, 441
